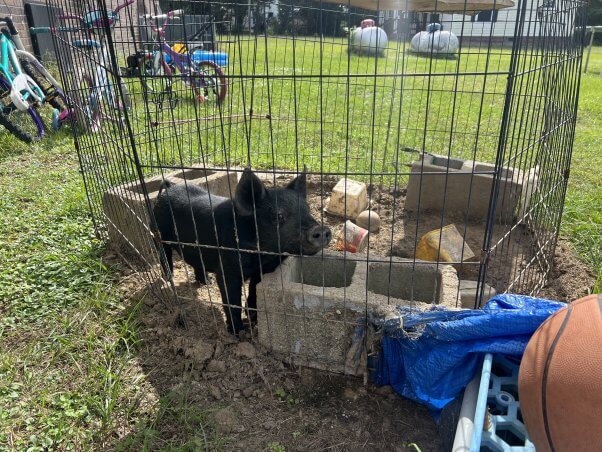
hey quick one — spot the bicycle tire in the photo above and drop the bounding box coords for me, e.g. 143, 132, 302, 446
191, 60, 227, 105
0, 76, 44, 142
84, 72, 131, 132
19, 58, 69, 131
139, 54, 175, 107
19, 59, 67, 112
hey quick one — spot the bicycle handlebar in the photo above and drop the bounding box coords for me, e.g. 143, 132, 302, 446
30, 26, 80, 34
29, 27, 52, 34
0, 17, 18, 35
143, 9, 184, 34
55, 0, 135, 27
114, 0, 136, 14
57, 14, 83, 21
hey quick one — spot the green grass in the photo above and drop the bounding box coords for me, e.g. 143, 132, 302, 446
0, 42, 600, 449
562, 45, 602, 291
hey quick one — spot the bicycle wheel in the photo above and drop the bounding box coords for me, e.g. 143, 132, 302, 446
190, 60, 227, 105
139, 54, 177, 107
0, 76, 44, 142
19, 58, 67, 112
19, 57, 69, 130
85, 72, 131, 132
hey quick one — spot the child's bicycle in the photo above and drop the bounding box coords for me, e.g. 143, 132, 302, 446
0, 16, 71, 134
134, 9, 227, 107
0, 16, 68, 142
31, 0, 133, 132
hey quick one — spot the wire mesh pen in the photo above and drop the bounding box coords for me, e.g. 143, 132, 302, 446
44, 0, 587, 372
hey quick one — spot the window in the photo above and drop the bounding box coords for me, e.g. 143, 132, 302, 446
471, 10, 499, 23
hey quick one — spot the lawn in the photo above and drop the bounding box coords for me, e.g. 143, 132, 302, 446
0, 43, 600, 449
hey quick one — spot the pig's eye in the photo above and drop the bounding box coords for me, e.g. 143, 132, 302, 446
277, 212, 286, 224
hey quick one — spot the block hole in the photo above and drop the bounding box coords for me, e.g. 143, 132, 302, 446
173, 168, 217, 181
367, 262, 442, 303
291, 256, 356, 288
129, 178, 164, 194
431, 155, 464, 170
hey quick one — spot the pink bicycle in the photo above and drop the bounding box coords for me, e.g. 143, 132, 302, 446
136, 9, 227, 106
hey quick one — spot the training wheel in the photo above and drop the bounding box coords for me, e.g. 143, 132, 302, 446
52, 109, 61, 131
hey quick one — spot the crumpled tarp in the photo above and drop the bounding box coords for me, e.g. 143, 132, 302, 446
373, 294, 565, 413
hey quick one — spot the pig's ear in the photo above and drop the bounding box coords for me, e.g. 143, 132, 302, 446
235, 168, 267, 215
286, 167, 307, 198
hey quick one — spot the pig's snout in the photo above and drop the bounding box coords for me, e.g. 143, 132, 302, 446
308, 225, 332, 247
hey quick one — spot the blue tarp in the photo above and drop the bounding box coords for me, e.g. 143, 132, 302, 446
374, 294, 565, 413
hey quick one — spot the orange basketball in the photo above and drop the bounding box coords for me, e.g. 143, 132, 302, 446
518, 294, 602, 452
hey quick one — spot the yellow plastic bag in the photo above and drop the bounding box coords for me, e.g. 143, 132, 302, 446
415, 224, 475, 263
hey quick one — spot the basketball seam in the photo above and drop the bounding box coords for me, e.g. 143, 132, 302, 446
541, 305, 573, 452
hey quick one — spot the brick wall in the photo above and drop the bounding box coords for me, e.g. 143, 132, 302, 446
0, 0, 160, 53
0, 0, 33, 51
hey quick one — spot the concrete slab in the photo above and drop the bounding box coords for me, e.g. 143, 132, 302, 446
256, 251, 460, 375
102, 167, 238, 265
404, 153, 524, 222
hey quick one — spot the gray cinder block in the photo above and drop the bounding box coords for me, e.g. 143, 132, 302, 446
256, 251, 459, 375
102, 167, 238, 265
405, 153, 524, 222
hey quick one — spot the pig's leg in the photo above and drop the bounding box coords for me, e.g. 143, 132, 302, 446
247, 276, 259, 324
216, 271, 245, 335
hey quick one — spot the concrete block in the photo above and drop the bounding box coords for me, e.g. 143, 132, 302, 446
102, 167, 238, 264
326, 178, 368, 219
404, 153, 524, 222
459, 279, 497, 308
256, 251, 459, 375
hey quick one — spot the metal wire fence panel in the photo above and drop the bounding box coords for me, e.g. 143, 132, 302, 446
44, 0, 587, 370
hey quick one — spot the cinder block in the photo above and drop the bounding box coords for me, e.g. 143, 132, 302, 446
326, 178, 368, 219
256, 251, 459, 375
102, 167, 238, 264
405, 153, 524, 222
459, 279, 497, 308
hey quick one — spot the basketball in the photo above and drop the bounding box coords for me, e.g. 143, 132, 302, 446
518, 294, 602, 452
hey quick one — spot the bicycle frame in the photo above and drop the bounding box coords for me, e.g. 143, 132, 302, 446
40, 0, 135, 129
0, 32, 44, 110
144, 11, 207, 88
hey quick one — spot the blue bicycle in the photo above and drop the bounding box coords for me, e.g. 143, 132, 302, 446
0, 21, 45, 142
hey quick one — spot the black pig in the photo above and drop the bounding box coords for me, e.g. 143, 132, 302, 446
153, 168, 332, 334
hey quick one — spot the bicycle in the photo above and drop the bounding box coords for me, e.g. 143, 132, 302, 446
136, 9, 227, 106
1, 16, 71, 132
0, 20, 46, 142
31, 0, 133, 132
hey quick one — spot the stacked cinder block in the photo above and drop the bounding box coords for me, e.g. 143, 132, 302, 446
102, 167, 237, 265
405, 153, 525, 222
256, 251, 459, 375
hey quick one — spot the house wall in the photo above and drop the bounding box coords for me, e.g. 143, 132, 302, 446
440, 0, 576, 39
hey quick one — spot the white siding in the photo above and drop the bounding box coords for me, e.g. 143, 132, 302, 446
440, 0, 576, 38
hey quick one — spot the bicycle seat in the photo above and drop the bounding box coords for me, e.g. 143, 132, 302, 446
72, 39, 101, 49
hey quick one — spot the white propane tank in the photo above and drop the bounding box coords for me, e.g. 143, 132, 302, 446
351, 26, 388, 56
410, 23, 459, 55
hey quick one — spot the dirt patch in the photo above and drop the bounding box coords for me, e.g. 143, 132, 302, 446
120, 263, 440, 451
536, 238, 595, 301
